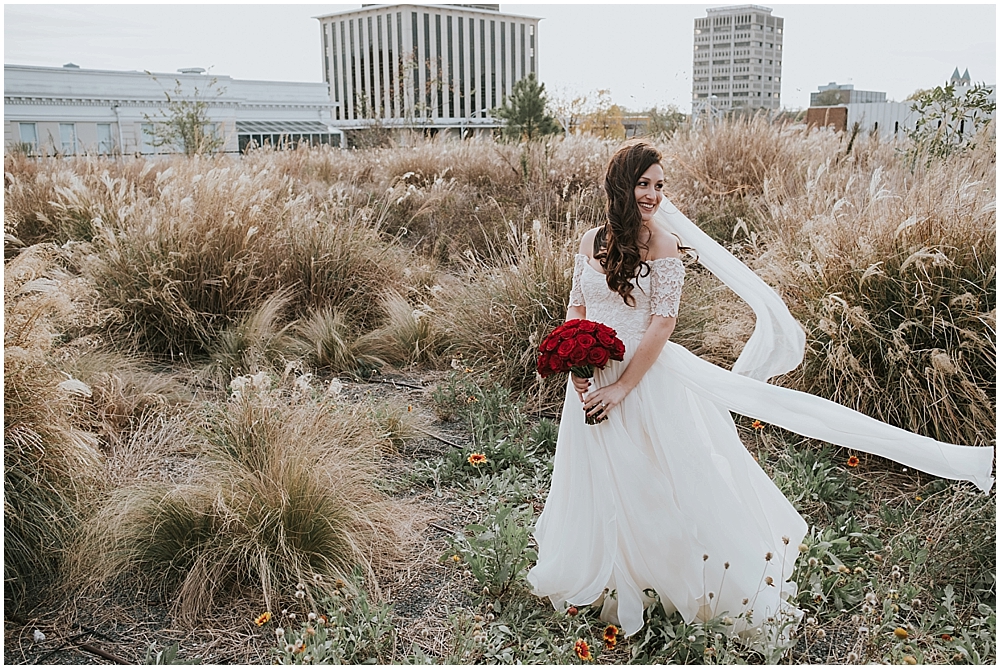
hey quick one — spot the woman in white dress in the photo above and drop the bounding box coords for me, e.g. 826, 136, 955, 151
525, 142, 995, 642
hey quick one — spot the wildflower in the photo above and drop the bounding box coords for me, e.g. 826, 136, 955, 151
915, 496, 922, 502
308, 612, 317, 621
334, 578, 346, 589
450, 554, 462, 563
567, 606, 579, 616
782, 536, 790, 545
275, 627, 285, 638
467, 453, 487, 466
798, 543, 809, 553
703, 554, 709, 561
254, 611, 272, 626
765, 551, 773, 562
284, 644, 296, 653
743, 598, 750, 605
687, 635, 697, 643
451, 358, 461, 370
806, 617, 817, 626
722, 616, 735, 626
816, 629, 826, 639
808, 557, 819, 567
574, 638, 593, 661
295, 590, 306, 599
288, 613, 297, 620
838, 564, 850, 574
865, 592, 877, 604
903, 655, 917, 665
319, 615, 328, 625
33, 629, 45, 643
305, 626, 316, 636
752, 419, 764, 430
847, 652, 859, 662
911, 598, 921, 608
873, 553, 883, 562
603, 625, 618, 649
940, 633, 952, 641
854, 567, 864, 574
894, 627, 909, 640
847, 456, 860, 467
765, 576, 774, 586
465, 395, 478, 404
724, 561, 730, 569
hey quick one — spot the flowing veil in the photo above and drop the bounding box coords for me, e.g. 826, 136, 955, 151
652, 200, 995, 493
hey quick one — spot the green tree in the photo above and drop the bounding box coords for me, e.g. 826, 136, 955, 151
494, 73, 560, 141
813, 89, 846, 106
906, 82, 996, 165
646, 105, 688, 138
144, 74, 226, 156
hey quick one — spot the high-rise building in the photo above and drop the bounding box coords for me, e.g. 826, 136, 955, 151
316, 4, 540, 134
691, 4, 783, 115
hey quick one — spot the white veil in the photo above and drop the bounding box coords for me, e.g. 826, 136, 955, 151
654, 198, 805, 382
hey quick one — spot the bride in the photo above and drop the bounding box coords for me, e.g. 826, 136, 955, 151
525, 141, 994, 642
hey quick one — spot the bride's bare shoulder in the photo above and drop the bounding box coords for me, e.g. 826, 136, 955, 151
577, 227, 603, 257
646, 223, 681, 260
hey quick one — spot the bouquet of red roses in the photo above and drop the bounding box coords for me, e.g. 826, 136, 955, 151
536, 319, 625, 424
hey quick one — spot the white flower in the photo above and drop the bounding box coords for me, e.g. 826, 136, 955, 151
687, 635, 697, 643
722, 616, 735, 626
284, 644, 295, 653
275, 627, 285, 638
308, 612, 317, 621
295, 590, 306, 599
33, 629, 46, 643
326, 378, 344, 396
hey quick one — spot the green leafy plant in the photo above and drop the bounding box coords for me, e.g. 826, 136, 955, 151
447, 502, 536, 598
906, 82, 996, 165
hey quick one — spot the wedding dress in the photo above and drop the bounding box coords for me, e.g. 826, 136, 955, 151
526, 202, 995, 640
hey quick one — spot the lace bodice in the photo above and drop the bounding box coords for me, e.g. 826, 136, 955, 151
569, 253, 684, 341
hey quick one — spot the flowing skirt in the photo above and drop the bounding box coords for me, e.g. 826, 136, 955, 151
527, 338, 994, 638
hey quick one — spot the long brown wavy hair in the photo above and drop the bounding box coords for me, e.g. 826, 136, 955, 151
594, 141, 663, 307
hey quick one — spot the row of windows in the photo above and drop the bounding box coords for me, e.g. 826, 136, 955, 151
324, 11, 536, 122
18, 122, 115, 155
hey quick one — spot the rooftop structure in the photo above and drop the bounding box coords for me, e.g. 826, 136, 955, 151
810, 82, 886, 107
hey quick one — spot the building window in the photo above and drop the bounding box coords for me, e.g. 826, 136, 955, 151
97, 123, 114, 154
18, 122, 37, 152
140, 123, 155, 154
59, 123, 77, 155
458, 17, 465, 118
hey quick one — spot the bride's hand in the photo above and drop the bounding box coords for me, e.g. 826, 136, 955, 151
571, 373, 591, 402
584, 382, 629, 421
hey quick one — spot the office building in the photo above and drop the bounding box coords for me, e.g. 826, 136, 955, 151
315, 4, 540, 134
810, 82, 886, 107
692, 4, 783, 115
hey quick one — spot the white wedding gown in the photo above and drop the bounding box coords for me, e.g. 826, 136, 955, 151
526, 247, 995, 640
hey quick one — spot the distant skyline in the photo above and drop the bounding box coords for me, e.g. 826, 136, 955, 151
4, 2, 996, 111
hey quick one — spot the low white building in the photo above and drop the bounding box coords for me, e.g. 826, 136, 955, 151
4, 63, 340, 155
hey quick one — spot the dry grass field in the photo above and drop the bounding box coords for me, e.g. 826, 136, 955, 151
4, 118, 994, 664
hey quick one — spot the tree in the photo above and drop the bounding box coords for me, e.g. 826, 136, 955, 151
906, 82, 996, 165
494, 73, 560, 141
645, 105, 687, 138
144, 74, 226, 156
813, 89, 845, 106
577, 90, 626, 140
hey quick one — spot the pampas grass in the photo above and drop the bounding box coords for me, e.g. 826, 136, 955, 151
70, 384, 416, 623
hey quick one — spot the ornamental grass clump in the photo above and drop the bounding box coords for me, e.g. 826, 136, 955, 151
759, 132, 995, 445
432, 221, 578, 409
70, 381, 417, 623
3, 245, 101, 612
86, 157, 406, 357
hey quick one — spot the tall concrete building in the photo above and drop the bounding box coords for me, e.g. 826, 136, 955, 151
315, 4, 540, 135
691, 4, 783, 115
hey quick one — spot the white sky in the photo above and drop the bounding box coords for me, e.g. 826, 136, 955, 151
4, 2, 996, 111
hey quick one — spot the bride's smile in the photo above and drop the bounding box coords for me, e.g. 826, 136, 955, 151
634, 163, 664, 222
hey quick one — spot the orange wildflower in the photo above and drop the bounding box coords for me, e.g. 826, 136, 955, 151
940, 633, 952, 641
847, 455, 860, 467
467, 453, 487, 466
603, 625, 618, 649
894, 627, 909, 640
567, 606, 579, 616
574, 638, 593, 661
751, 419, 764, 430
254, 611, 272, 626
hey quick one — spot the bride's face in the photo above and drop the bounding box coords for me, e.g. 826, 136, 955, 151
634, 163, 665, 223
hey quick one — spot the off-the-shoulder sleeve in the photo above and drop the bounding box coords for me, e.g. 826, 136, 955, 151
569, 254, 587, 308
648, 257, 685, 318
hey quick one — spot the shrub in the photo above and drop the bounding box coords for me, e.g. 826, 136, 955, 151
70, 381, 416, 623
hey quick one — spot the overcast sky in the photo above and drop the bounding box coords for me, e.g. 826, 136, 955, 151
4, 2, 996, 111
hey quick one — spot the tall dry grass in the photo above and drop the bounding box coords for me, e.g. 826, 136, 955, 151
757, 131, 996, 444
70, 381, 418, 623
3, 245, 102, 611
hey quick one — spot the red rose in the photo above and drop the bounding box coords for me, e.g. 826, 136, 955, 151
596, 329, 614, 346
612, 341, 625, 359
537, 353, 550, 375
560, 326, 578, 339
550, 356, 563, 372
575, 333, 596, 349
543, 337, 559, 352
563, 319, 581, 328
578, 320, 597, 332
557, 339, 575, 357
570, 345, 588, 365
588, 347, 610, 366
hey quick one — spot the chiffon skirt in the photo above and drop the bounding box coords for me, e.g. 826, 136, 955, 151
526, 337, 994, 638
